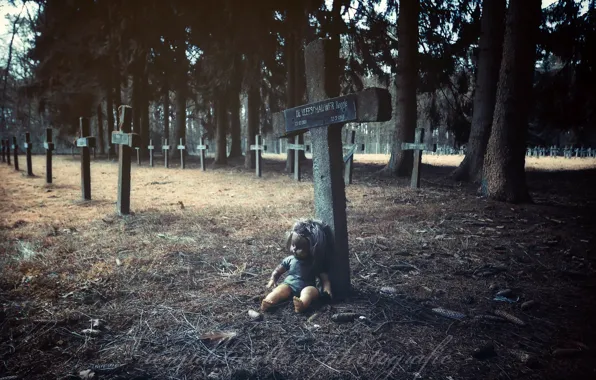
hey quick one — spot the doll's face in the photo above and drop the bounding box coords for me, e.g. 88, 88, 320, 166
289, 233, 310, 260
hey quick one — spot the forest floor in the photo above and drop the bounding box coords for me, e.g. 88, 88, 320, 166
1, 153, 595, 380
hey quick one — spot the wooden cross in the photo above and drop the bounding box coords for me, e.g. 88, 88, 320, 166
250, 134, 266, 178
148, 140, 155, 167
111, 106, 138, 215
78, 118, 95, 200
342, 130, 362, 185
12, 136, 19, 171
197, 137, 208, 171
44, 128, 54, 184
135, 147, 141, 166
286, 135, 309, 181
24, 132, 33, 176
162, 139, 171, 168
272, 39, 392, 298
401, 128, 435, 189
5, 139, 10, 165
177, 138, 186, 169
1, 139, 5, 163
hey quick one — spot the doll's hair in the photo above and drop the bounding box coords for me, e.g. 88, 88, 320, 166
286, 219, 332, 269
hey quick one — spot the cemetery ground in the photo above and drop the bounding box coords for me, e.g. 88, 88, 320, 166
1, 154, 595, 380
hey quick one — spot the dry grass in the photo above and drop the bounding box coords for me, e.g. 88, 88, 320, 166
0, 153, 595, 380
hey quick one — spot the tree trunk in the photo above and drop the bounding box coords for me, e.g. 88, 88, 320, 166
107, 81, 115, 156
482, 0, 541, 202
383, 0, 419, 176
214, 94, 228, 165
453, 0, 506, 182
140, 63, 150, 157
0, 6, 23, 132
97, 103, 105, 155
163, 78, 170, 143
228, 88, 243, 158
245, 79, 260, 169
174, 43, 187, 152
285, 7, 297, 172
132, 61, 141, 134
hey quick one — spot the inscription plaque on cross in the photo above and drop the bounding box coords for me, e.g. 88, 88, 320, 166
273, 39, 392, 298
24, 132, 33, 176
286, 135, 309, 181
197, 137, 208, 171
177, 138, 186, 169
148, 140, 155, 167
401, 128, 435, 189
44, 128, 54, 184
250, 134, 266, 178
78, 118, 95, 200
162, 139, 171, 168
12, 136, 19, 171
111, 106, 138, 215
5, 139, 11, 165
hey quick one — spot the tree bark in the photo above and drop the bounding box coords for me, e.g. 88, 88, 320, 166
214, 94, 228, 165
97, 103, 105, 155
107, 80, 115, 156
174, 42, 187, 152
482, 0, 541, 202
453, 0, 506, 182
163, 78, 170, 143
140, 63, 150, 157
285, 6, 297, 172
383, 0, 419, 176
228, 88, 243, 158
245, 78, 260, 169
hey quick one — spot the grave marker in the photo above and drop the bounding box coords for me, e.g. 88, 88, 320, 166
148, 140, 155, 167
12, 136, 19, 171
5, 139, 10, 165
135, 147, 141, 166
78, 118, 95, 200
44, 128, 54, 184
24, 132, 33, 176
272, 39, 392, 298
197, 137, 208, 171
401, 128, 435, 188
1, 139, 5, 163
250, 134, 266, 177
342, 130, 359, 185
162, 139, 171, 168
111, 106, 137, 215
177, 138, 186, 169
286, 135, 308, 181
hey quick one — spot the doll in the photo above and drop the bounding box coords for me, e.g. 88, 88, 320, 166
261, 219, 333, 313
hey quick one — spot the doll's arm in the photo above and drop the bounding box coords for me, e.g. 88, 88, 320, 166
266, 265, 287, 289
319, 272, 332, 298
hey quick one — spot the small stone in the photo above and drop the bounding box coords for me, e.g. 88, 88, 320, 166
521, 300, 535, 310
248, 310, 262, 321
380, 286, 396, 294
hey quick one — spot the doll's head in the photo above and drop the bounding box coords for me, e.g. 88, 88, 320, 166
286, 219, 330, 262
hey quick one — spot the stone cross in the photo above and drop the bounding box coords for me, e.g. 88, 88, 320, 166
1, 139, 5, 163
12, 136, 19, 171
177, 138, 186, 169
197, 137, 208, 171
250, 134, 266, 177
148, 140, 155, 167
286, 135, 308, 181
5, 139, 10, 165
342, 130, 358, 185
24, 132, 33, 176
44, 128, 54, 184
162, 139, 171, 168
272, 39, 392, 298
401, 128, 435, 189
78, 118, 95, 200
111, 106, 138, 215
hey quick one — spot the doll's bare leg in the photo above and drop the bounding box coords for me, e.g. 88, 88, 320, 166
261, 284, 292, 312
293, 286, 319, 313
